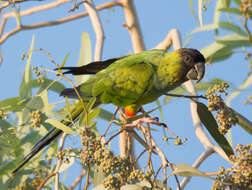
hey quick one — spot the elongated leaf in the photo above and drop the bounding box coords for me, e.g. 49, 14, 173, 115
233, 0, 241, 5
0, 97, 27, 112
19, 78, 65, 95
231, 108, 252, 135
26, 96, 43, 110
218, 7, 242, 14
226, 72, 252, 106
19, 36, 35, 99
219, 22, 247, 36
45, 119, 75, 134
217, 34, 250, 48
75, 32, 92, 86
98, 108, 115, 121
60, 52, 71, 69
173, 164, 215, 180
196, 101, 234, 156
200, 41, 233, 62
192, 23, 218, 33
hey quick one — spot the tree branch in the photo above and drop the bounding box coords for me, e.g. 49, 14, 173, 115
83, 0, 104, 61
120, 0, 145, 52
0, 1, 121, 44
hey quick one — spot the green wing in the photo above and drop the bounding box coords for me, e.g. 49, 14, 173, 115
80, 54, 158, 107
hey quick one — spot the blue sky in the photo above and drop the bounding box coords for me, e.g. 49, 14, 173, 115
0, 0, 251, 189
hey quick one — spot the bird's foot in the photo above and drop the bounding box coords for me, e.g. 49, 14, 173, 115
124, 117, 159, 129
124, 116, 178, 138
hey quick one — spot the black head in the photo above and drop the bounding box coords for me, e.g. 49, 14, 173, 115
179, 48, 206, 82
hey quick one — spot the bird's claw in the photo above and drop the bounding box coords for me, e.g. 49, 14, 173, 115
124, 117, 159, 129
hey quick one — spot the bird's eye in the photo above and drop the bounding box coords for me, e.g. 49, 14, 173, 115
184, 55, 193, 66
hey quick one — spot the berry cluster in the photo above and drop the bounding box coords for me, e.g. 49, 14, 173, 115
29, 110, 42, 128
78, 129, 151, 189
32, 66, 45, 84
13, 169, 44, 190
212, 144, 252, 190
240, 0, 252, 18
206, 83, 237, 134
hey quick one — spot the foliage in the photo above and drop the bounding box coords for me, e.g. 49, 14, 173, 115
0, 0, 251, 189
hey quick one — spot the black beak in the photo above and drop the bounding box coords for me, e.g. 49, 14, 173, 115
186, 62, 205, 83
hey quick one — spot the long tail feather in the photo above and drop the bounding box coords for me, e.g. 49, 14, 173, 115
12, 101, 85, 174
12, 128, 61, 174
55, 57, 122, 75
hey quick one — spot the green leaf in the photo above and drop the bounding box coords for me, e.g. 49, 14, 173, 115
216, 34, 250, 48
192, 23, 218, 33
214, 0, 227, 24
233, 0, 241, 5
19, 78, 65, 98
223, 0, 231, 7
61, 52, 71, 69
226, 72, 252, 106
218, 7, 242, 14
45, 119, 75, 134
173, 164, 215, 180
19, 35, 35, 99
75, 32, 92, 86
200, 41, 233, 62
0, 97, 27, 112
219, 22, 247, 36
79, 107, 100, 126
196, 101, 234, 156
231, 108, 252, 135
26, 96, 43, 110
98, 108, 115, 121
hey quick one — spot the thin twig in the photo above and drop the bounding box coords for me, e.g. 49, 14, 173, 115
165, 93, 207, 100
102, 107, 119, 137
105, 129, 124, 145
68, 170, 86, 190
54, 133, 67, 190
243, 16, 252, 45
37, 172, 56, 190
133, 149, 147, 165
84, 166, 90, 190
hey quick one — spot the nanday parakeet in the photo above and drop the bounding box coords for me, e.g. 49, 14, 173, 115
12, 48, 205, 173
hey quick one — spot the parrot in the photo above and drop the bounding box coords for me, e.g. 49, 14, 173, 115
12, 48, 205, 174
